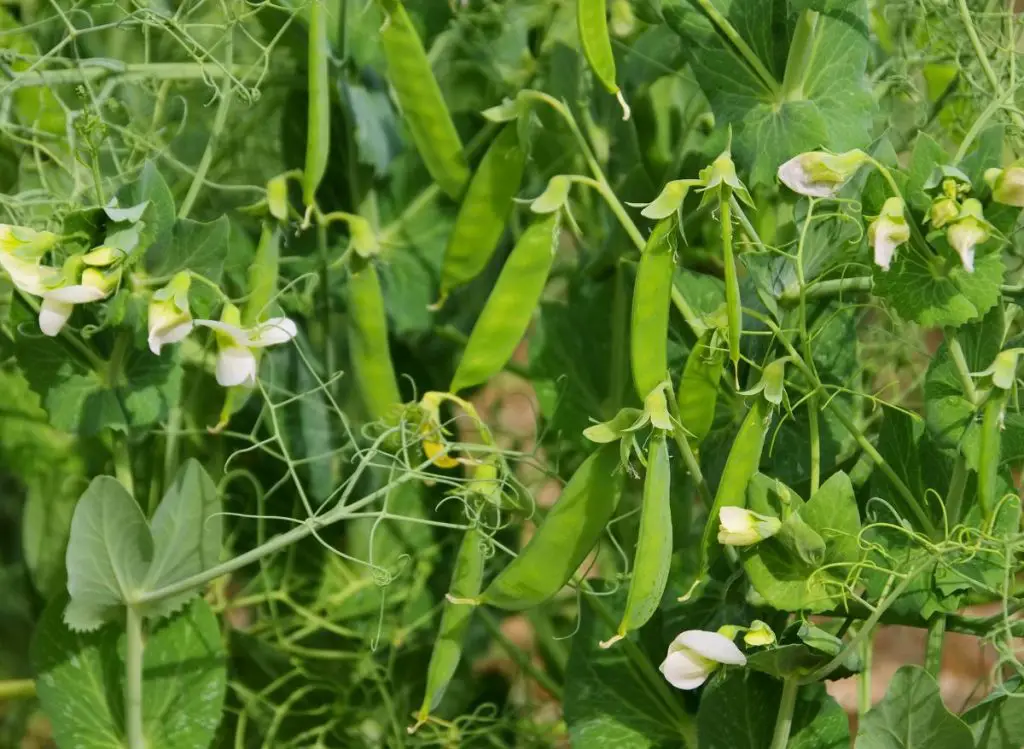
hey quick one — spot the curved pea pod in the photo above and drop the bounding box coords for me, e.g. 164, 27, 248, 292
438, 124, 527, 298
480, 444, 624, 610
577, 0, 630, 119
243, 223, 280, 325
630, 216, 677, 401
677, 326, 725, 449
412, 527, 486, 731
450, 212, 560, 394
347, 257, 402, 420
378, 0, 469, 198
302, 0, 330, 207
697, 393, 772, 575
601, 432, 671, 647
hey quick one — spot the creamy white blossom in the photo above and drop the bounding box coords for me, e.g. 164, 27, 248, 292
717, 506, 782, 546
868, 197, 910, 271
947, 199, 990, 273
777, 150, 868, 198
985, 164, 1024, 208
0, 224, 57, 260
660, 630, 746, 690
148, 271, 194, 355
38, 269, 114, 336
195, 303, 298, 387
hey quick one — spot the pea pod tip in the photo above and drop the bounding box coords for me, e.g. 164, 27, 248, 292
598, 633, 624, 649
615, 90, 631, 122
445, 593, 480, 606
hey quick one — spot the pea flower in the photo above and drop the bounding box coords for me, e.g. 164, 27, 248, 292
699, 148, 753, 206
947, 199, 990, 272
867, 197, 910, 271
928, 196, 959, 229
148, 272, 194, 354
195, 303, 297, 387
717, 506, 782, 546
0, 224, 57, 259
985, 163, 1024, 207
743, 620, 776, 647
39, 268, 116, 336
777, 149, 868, 198
660, 629, 746, 690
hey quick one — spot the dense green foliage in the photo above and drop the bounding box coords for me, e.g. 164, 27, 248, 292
2, 1, 1024, 748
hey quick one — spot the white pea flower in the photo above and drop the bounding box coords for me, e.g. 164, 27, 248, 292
39, 268, 116, 336
660, 630, 747, 690
947, 199, 990, 273
777, 149, 868, 198
867, 197, 910, 271
148, 272, 194, 355
0, 224, 58, 260
717, 506, 782, 547
985, 163, 1024, 208
195, 303, 297, 387
0, 251, 60, 296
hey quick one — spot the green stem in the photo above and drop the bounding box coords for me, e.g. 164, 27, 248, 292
769, 679, 799, 749
670, 287, 707, 337
778, 277, 873, 306
112, 435, 134, 497
955, 0, 1024, 131
781, 10, 819, 100
946, 330, 980, 406
665, 379, 714, 509
858, 628, 873, 719
1, 62, 249, 92
796, 201, 820, 494
608, 263, 629, 413
924, 614, 946, 677
693, 0, 781, 95
478, 609, 564, 700
0, 679, 35, 700
125, 606, 145, 749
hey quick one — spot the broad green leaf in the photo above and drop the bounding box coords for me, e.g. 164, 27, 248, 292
119, 161, 176, 254
743, 472, 861, 612
663, 0, 874, 185
856, 666, 973, 749
21, 475, 77, 598
873, 241, 1004, 328
343, 81, 401, 178
63, 477, 153, 632
906, 133, 946, 213
33, 598, 227, 749
698, 671, 850, 749
963, 679, 1024, 749
146, 215, 229, 286
564, 595, 687, 748
141, 460, 222, 619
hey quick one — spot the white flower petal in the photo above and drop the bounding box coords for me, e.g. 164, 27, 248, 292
659, 649, 711, 690
194, 319, 250, 345
778, 157, 833, 198
675, 630, 747, 665
44, 284, 107, 303
719, 506, 753, 533
149, 320, 194, 355
0, 254, 58, 296
39, 299, 73, 336
216, 345, 258, 387
249, 317, 297, 347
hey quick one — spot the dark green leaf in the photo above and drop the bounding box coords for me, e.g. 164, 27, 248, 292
963, 679, 1024, 749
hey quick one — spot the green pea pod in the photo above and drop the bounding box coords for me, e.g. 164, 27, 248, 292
450, 212, 559, 393
303, 0, 330, 207
577, 0, 628, 117
677, 327, 725, 448
347, 258, 401, 420
603, 432, 671, 647
698, 394, 772, 574
481, 444, 624, 610
720, 191, 742, 378
439, 124, 527, 298
414, 527, 486, 729
243, 223, 280, 326
978, 389, 1007, 524
630, 216, 677, 400
378, 0, 469, 198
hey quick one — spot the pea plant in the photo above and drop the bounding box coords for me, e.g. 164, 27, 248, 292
3, 0, 1024, 747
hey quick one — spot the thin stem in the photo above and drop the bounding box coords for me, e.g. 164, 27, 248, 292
112, 436, 134, 497
924, 614, 946, 677
0, 62, 250, 92
0, 679, 36, 700
858, 628, 874, 719
769, 679, 799, 749
124, 606, 145, 749
956, 0, 1024, 131
796, 201, 820, 494
693, 0, 781, 96
778, 277, 873, 306
477, 609, 563, 700
665, 378, 714, 508
947, 330, 980, 406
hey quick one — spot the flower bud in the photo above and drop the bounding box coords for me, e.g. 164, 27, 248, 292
867, 197, 910, 271
717, 506, 782, 547
743, 620, 776, 647
985, 163, 1024, 207
777, 150, 868, 198
700, 148, 753, 206
927, 196, 959, 229
530, 176, 572, 214
82, 246, 124, 267
148, 272, 193, 355
947, 198, 990, 273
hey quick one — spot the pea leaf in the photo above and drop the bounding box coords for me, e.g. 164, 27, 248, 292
63, 476, 153, 632
962, 679, 1024, 749
33, 598, 227, 749
856, 666, 973, 749
146, 215, 229, 284
697, 671, 850, 749
663, 0, 874, 185
873, 243, 1004, 328
119, 161, 177, 254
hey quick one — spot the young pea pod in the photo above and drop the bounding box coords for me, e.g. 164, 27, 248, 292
378, 0, 469, 198
439, 124, 527, 299
602, 432, 671, 647
347, 257, 402, 420
302, 0, 330, 207
720, 191, 742, 380
677, 325, 725, 449
412, 527, 486, 731
978, 389, 1008, 524
480, 444, 624, 610
630, 216, 677, 401
577, 0, 629, 118
698, 393, 772, 575
243, 223, 280, 326
450, 212, 560, 393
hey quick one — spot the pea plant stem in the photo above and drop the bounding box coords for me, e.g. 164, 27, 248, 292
924, 614, 946, 677
477, 609, 564, 700
0, 62, 250, 92
858, 629, 874, 720
124, 606, 145, 749
778, 276, 873, 305
769, 678, 799, 749
796, 201, 820, 494
0, 679, 36, 700
946, 329, 980, 406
